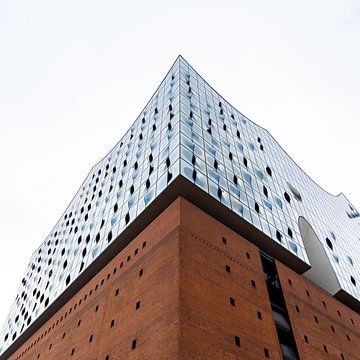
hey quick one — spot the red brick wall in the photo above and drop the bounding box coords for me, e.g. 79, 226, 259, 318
8, 197, 360, 360
11, 199, 181, 360
178, 199, 282, 359
277, 261, 360, 359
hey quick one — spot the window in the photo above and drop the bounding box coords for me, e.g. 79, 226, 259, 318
222, 237, 227, 244
71, 348, 75, 356
284, 192, 291, 203
246, 252, 251, 259
89, 335, 93, 343
136, 301, 141, 310
132, 339, 137, 350
264, 348, 269, 358
115, 289, 119, 297
304, 335, 308, 343
326, 238, 333, 250
251, 280, 256, 288
110, 319, 115, 328
95, 305, 99, 312
77, 320, 81, 327
230, 297, 235, 306
139, 269, 144, 277
234, 336, 241, 347
331, 325, 335, 333
288, 279, 292, 286
62, 332, 66, 339
295, 305, 300, 313
323, 345, 328, 353
314, 316, 319, 323
257, 311, 262, 320
142, 241, 147, 248
225, 265, 231, 273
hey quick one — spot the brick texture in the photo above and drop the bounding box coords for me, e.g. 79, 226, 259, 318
7, 197, 360, 360
277, 261, 360, 359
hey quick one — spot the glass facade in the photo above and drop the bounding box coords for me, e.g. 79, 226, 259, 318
1, 56, 359, 354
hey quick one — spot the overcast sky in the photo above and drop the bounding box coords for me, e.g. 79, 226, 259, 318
0, 0, 359, 328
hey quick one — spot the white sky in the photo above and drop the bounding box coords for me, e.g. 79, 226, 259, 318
0, 0, 359, 328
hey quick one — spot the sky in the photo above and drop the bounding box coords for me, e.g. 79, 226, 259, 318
0, 0, 359, 328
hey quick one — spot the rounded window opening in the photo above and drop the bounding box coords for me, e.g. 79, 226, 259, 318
326, 238, 333, 250
351, 276, 356, 286
265, 166, 272, 176
347, 256, 354, 266
284, 192, 291, 203
287, 183, 302, 201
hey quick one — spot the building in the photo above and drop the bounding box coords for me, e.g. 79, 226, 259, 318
1, 56, 360, 359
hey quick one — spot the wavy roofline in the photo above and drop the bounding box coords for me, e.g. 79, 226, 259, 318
177, 54, 355, 208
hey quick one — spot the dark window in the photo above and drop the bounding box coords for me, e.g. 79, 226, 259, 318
95, 305, 99, 312
331, 325, 335, 333
257, 311, 262, 320
326, 237, 333, 250
105, 356, 109, 360
139, 269, 144, 277
132, 339, 137, 350
136, 301, 141, 310
234, 336, 241, 347
266, 166, 272, 176
225, 265, 231, 273
306, 290, 310, 297
142, 241, 147, 248
89, 335, 93, 343
264, 348, 269, 358
295, 305, 300, 313
284, 192, 291, 203
62, 332, 66, 339
304, 335, 308, 343
110, 319, 115, 328
251, 280, 256, 288
115, 289, 119, 296
71, 348, 75, 356
314, 316, 319, 323
322, 300, 326, 308
230, 297, 235, 306
288, 279, 292, 286
323, 345, 328, 353
346, 334, 351, 341
77, 320, 81, 327
222, 237, 227, 244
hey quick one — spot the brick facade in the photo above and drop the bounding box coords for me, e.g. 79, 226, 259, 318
8, 198, 360, 359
